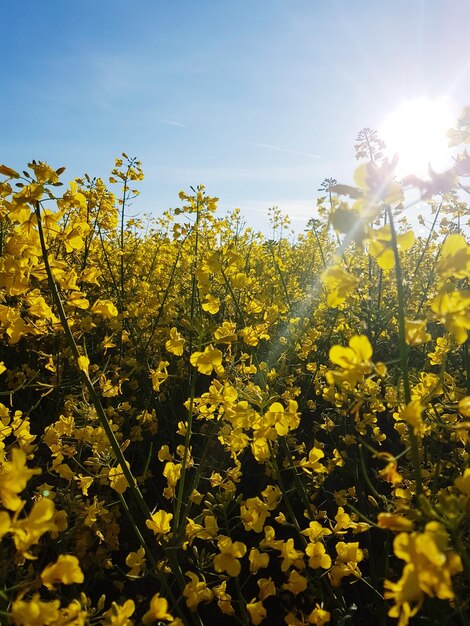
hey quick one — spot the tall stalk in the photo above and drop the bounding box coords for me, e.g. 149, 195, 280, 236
35, 201, 202, 626
174, 192, 201, 532
386, 206, 423, 496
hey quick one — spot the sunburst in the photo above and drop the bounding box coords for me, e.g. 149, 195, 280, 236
380, 97, 456, 179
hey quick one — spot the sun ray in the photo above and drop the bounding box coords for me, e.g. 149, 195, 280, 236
379, 97, 456, 179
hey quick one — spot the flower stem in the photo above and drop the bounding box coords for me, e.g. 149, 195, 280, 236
387, 207, 423, 496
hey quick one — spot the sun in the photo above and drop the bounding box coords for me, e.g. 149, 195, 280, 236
379, 97, 456, 179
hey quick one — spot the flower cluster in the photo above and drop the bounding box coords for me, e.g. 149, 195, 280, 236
0, 127, 469, 626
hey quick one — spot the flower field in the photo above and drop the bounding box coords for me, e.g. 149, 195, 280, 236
0, 117, 469, 626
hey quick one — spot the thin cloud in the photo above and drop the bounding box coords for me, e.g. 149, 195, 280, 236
146, 164, 318, 183
244, 141, 320, 159
160, 120, 184, 127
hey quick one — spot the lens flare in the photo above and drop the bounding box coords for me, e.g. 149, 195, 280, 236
380, 98, 455, 179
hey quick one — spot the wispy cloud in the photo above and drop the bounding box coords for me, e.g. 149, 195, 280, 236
145, 164, 319, 184
244, 141, 320, 159
160, 120, 184, 127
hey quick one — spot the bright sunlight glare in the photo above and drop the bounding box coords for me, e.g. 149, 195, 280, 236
380, 97, 456, 179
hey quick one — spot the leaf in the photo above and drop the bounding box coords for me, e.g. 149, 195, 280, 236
330, 208, 359, 234
329, 184, 362, 199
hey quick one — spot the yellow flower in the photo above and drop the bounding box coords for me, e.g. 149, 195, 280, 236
247, 599, 267, 625
80, 266, 102, 285
10, 593, 61, 626
30, 161, 60, 184
257, 577, 276, 600
102, 599, 135, 626
150, 360, 169, 391
327, 334, 373, 387
330, 334, 372, 367
329, 542, 364, 586
430, 289, 470, 345
283, 570, 307, 595
458, 396, 470, 418
368, 226, 415, 271
90, 298, 118, 318
146, 510, 173, 536
305, 541, 331, 569
298, 447, 327, 474
57, 599, 88, 625
240, 497, 270, 533
302, 521, 332, 542
40, 554, 84, 589
240, 324, 269, 347
0, 511, 11, 540
396, 400, 423, 434
354, 159, 404, 214
108, 464, 129, 494
307, 605, 331, 625
26, 292, 58, 323
61, 221, 91, 253
77, 355, 90, 373
249, 548, 270, 573
165, 327, 185, 356
377, 453, 404, 485
377, 513, 413, 532
455, 467, 470, 496
436, 233, 470, 279
163, 461, 182, 499
279, 538, 305, 572
335, 541, 364, 564
214, 321, 237, 344
261, 484, 282, 510
201, 293, 220, 314
321, 265, 359, 308
190, 345, 224, 376
404, 319, 431, 346
264, 400, 300, 437
0, 448, 41, 511
75, 474, 93, 496
213, 535, 247, 577
385, 522, 463, 624
12, 498, 59, 555
183, 571, 213, 610
260, 525, 284, 551
212, 581, 235, 616
126, 546, 146, 577
384, 564, 423, 626
142, 594, 174, 624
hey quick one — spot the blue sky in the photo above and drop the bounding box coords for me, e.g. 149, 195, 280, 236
2, 1, 469, 231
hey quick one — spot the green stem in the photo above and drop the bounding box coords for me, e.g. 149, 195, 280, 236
387, 207, 423, 496
267, 442, 307, 548
174, 370, 197, 533
117, 493, 189, 624
358, 444, 389, 506
464, 338, 470, 395
36, 200, 205, 626
269, 243, 292, 314
279, 439, 317, 522
35, 204, 154, 538
175, 195, 201, 532
120, 174, 128, 305
221, 507, 249, 626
